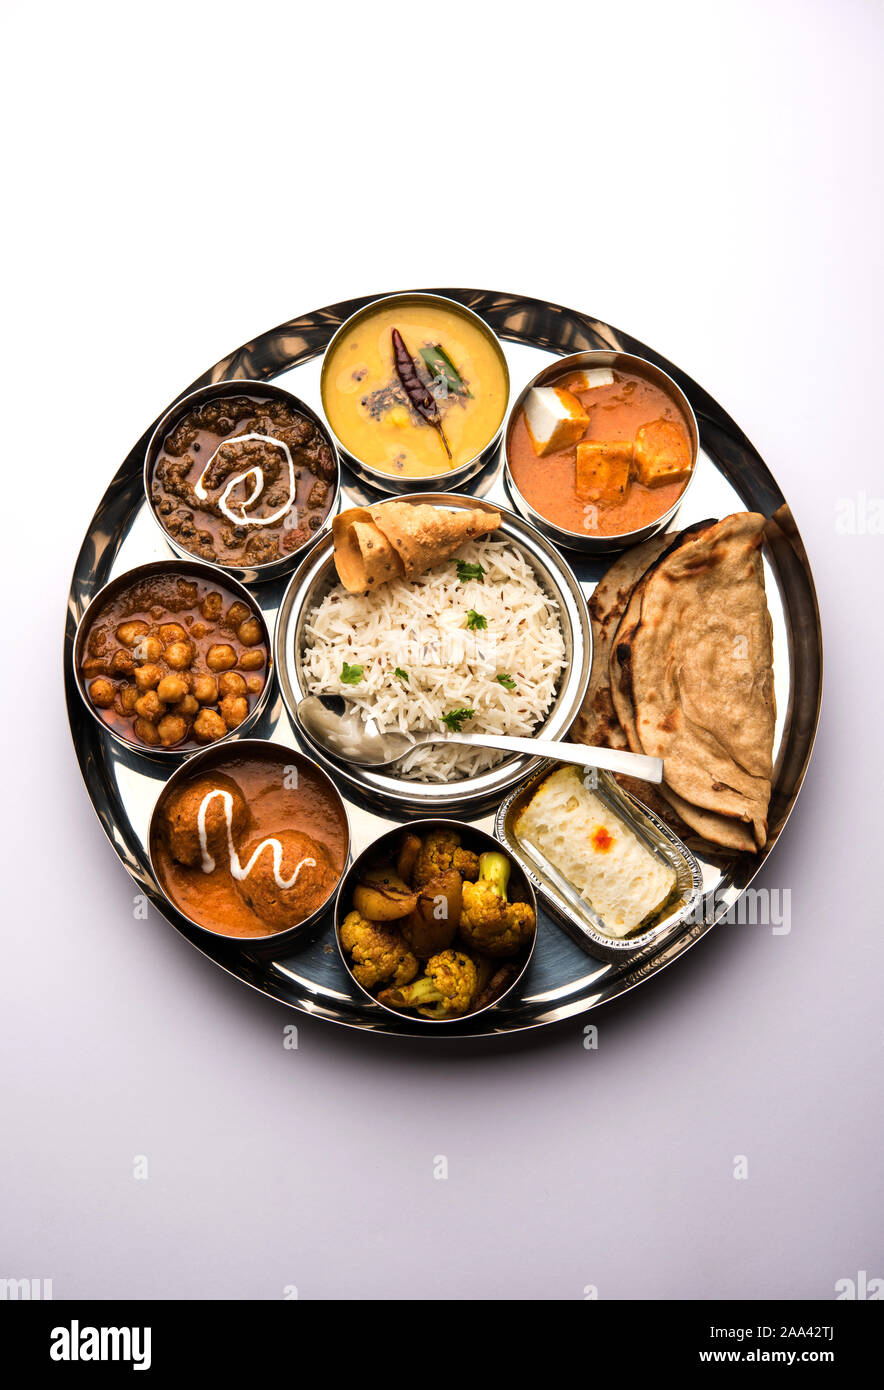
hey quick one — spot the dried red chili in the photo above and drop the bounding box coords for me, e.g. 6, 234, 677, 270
391, 327, 451, 460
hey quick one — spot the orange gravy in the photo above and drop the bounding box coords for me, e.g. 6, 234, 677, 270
509, 369, 691, 537
155, 755, 348, 938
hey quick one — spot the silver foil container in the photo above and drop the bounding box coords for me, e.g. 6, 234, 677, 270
73, 557, 274, 764
495, 761, 703, 963
503, 350, 699, 554
143, 378, 341, 585
319, 293, 510, 495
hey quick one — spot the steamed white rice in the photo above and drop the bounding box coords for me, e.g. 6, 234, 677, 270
301, 539, 566, 781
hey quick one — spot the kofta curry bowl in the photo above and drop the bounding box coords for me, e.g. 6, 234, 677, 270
144, 379, 341, 585
335, 819, 538, 1026
504, 350, 699, 555
320, 293, 510, 495
149, 740, 350, 954
73, 559, 274, 761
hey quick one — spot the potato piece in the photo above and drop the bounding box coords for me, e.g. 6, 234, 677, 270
400, 870, 462, 959
395, 833, 422, 886
352, 865, 418, 922
575, 441, 632, 502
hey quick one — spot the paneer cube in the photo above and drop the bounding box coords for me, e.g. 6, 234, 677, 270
524, 387, 589, 456
633, 418, 692, 488
570, 367, 614, 392
575, 441, 633, 502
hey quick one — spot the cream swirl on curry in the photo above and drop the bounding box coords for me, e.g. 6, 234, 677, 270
151, 754, 348, 938
196, 787, 317, 886
194, 434, 297, 528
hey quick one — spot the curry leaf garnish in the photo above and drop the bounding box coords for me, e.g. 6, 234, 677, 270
442, 707, 475, 732
419, 344, 473, 398
394, 667, 409, 682
496, 673, 517, 690
341, 662, 364, 685
455, 559, 486, 583
465, 609, 487, 631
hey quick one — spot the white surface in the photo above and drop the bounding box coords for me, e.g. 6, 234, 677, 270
2, 0, 882, 1299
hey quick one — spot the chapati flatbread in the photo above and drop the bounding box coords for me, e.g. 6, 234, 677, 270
614, 512, 775, 850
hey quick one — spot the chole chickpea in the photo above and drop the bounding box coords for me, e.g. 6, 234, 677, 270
81, 577, 268, 750
206, 644, 237, 672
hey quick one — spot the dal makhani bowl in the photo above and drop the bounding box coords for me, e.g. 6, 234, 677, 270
320, 293, 510, 493
149, 740, 350, 952
504, 350, 699, 554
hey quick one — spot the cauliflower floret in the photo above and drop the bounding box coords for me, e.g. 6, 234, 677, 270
340, 910, 418, 990
412, 830, 480, 889
459, 853, 536, 958
378, 949, 478, 1019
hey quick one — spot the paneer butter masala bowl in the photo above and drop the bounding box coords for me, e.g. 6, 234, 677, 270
74, 560, 272, 758
149, 741, 350, 947
505, 351, 699, 553
335, 819, 537, 1024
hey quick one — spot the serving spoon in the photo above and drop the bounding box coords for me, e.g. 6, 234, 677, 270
296, 696, 664, 782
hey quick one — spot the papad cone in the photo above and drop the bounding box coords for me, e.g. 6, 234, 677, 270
333, 501, 502, 593
332, 507, 403, 592
367, 502, 501, 579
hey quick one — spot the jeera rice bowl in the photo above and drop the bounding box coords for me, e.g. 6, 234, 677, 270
300, 539, 566, 782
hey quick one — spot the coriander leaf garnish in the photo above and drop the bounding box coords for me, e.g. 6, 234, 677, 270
496, 673, 517, 690
465, 609, 487, 631
340, 661, 364, 685
454, 559, 486, 583
393, 667, 409, 682
441, 707, 475, 733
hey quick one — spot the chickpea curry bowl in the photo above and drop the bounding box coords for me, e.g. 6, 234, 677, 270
149, 741, 350, 950
335, 819, 538, 1025
74, 560, 272, 758
144, 379, 340, 584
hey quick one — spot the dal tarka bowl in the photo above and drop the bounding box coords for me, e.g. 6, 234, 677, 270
320, 293, 510, 495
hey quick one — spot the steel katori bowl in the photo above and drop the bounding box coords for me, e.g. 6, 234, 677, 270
143, 378, 341, 586
148, 738, 351, 958
503, 349, 700, 554
273, 493, 592, 814
319, 292, 510, 495
334, 818, 537, 1026
73, 557, 274, 764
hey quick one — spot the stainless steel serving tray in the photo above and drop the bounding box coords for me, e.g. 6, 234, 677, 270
64, 288, 823, 1038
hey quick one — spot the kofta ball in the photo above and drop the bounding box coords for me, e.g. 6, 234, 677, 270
234, 830, 335, 929
162, 773, 249, 868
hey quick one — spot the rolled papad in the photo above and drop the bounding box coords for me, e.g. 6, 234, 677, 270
332, 508, 403, 592
333, 501, 502, 593
368, 501, 501, 578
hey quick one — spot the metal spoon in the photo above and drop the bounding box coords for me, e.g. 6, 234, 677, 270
296, 696, 664, 782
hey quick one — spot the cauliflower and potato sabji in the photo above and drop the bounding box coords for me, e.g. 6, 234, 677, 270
340, 829, 535, 1018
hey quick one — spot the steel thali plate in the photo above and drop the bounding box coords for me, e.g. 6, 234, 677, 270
63, 289, 823, 1037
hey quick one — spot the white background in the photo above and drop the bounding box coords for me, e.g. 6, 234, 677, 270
2, 0, 881, 1299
